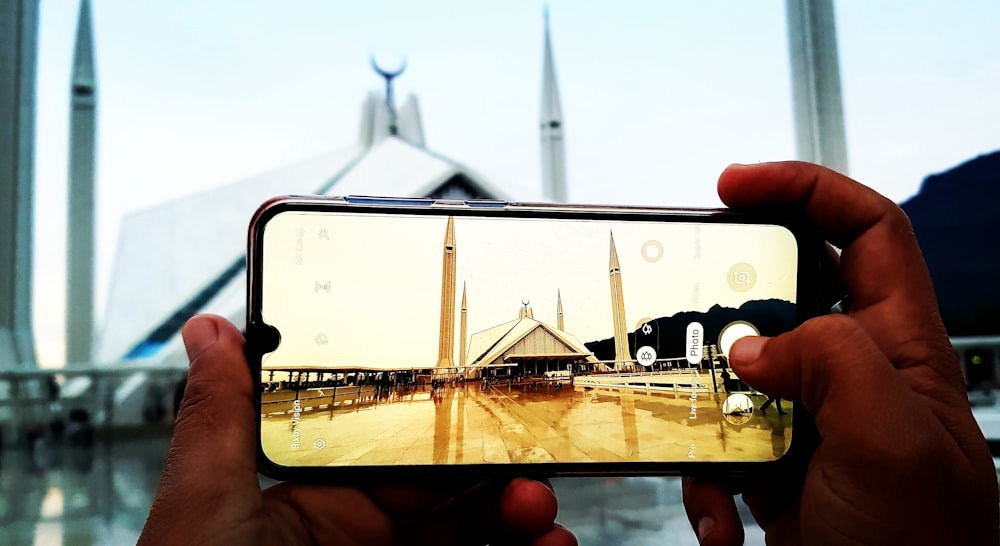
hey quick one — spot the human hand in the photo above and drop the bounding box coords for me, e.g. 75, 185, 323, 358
138, 314, 577, 546
683, 162, 998, 545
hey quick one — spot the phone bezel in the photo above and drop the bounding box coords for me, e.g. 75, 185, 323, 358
245, 196, 825, 482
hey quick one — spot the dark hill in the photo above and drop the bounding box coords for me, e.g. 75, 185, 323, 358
899, 151, 1000, 335
584, 299, 795, 362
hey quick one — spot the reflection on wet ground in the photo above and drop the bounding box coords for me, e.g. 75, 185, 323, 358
551, 476, 766, 545
7, 430, 1000, 545
0, 435, 168, 545
261, 381, 792, 467
0, 432, 769, 545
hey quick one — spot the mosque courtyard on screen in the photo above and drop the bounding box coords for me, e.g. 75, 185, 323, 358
258, 214, 794, 467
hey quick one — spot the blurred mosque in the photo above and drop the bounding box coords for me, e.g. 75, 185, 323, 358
1, 1, 859, 427
3, 1, 848, 372
97, 14, 569, 373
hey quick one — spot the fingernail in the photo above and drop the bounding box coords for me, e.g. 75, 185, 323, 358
182, 315, 219, 363
698, 516, 715, 542
730, 336, 767, 367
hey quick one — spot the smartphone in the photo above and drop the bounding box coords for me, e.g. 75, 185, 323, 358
245, 196, 824, 480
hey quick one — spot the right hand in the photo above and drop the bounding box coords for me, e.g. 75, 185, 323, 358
683, 162, 998, 545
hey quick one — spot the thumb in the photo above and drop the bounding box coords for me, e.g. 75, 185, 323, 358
143, 315, 261, 534
728, 314, 911, 444
174, 314, 258, 478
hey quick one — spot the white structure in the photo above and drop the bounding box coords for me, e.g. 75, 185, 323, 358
97, 77, 533, 423
97, 78, 537, 369
98, 18, 574, 369
786, 0, 849, 174
0, 0, 39, 369
66, 0, 98, 366
539, 9, 567, 202
96, 16, 562, 422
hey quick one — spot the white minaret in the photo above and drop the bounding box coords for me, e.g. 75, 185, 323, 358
66, 0, 97, 366
539, 9, 567, 202
436, 216, 457, 370
0, 0, 40, 369
786, 0, 848, 174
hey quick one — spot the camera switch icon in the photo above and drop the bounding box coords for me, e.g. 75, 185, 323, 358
726, 262, 757, 292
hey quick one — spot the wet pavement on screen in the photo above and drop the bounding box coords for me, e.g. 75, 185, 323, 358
261, 382, 792, 467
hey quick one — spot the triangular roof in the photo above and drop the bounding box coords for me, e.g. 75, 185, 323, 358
96, 146, 360, 363
319, 137, 514, 200
96, 26, 567, 365
466, 315, 597, 372
97, 135, 538, 364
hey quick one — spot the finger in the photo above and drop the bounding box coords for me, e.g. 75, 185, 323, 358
145, 315, 261, 530
263, 483, 396, 545
738, 472, 806, 541
719, 162, 901, 247
728, 320, 921, 540
501, 478, 559, 536
729, 316, 949, 442
369, 477, 556, 531
396, 480, 506, 545
365, 477, 493, 519
270, 482, 563, 546
529, 524, 578, 546
270, 480, 566, 546
731, 319, 997, 546
718, 162, 959, 384
176, 314, 260, 481
389, 478, 560, 545
682, 477, 744, 546
739, 491, 803, 546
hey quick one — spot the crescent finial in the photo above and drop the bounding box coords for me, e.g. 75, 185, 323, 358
370, 55, 408, 79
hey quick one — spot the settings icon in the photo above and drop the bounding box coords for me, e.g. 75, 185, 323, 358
313, 438, 327, 449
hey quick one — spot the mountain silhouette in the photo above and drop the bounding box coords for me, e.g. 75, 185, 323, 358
899, 151, 1000, 336
584, 299, 795, 362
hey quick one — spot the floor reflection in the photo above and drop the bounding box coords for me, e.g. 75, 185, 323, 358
18, 431, 997, 545
260, 381, 791, 467
3, 391, 999, 544
0, 431, 771, 545
551, 477, 766, 546
0, 435, 167, 545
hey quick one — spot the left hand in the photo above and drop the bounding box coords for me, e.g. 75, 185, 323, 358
138, 314, 577, 545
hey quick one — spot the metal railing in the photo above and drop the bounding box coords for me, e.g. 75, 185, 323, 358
0, 364, 188, 447
0, 335, 998, 447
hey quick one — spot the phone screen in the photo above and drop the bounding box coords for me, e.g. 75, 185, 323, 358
255, 208, 803, 470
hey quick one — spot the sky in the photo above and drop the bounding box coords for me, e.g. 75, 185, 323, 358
30, 1, 1000, 366
259, 211, 797, 369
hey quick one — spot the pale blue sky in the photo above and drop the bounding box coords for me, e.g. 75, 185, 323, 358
31, 1, 1000, 365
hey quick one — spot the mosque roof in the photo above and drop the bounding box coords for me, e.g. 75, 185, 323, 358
97, 15, 566, 366
466, 314, 597, 371
97, 132, 535, 364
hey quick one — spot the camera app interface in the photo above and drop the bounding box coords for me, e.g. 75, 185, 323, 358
259, 212, 798, 467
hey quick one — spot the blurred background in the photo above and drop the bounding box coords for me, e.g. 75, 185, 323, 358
1, 0, 998, 543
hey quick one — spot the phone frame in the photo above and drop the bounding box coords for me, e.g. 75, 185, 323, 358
245, 195, 825, 482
